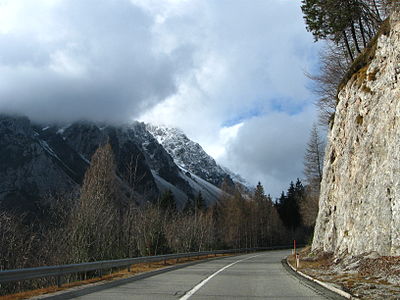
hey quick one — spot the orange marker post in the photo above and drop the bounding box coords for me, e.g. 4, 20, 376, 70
294, 239, 296, 256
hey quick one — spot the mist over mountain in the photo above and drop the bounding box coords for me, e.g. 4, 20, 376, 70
0, 114, 247, 215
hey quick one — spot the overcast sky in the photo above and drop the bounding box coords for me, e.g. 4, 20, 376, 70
0, 0, 322, 197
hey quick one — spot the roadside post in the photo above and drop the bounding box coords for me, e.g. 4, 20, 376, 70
293, 240, 296, 255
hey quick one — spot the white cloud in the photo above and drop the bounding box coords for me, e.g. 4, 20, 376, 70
0, 0, 321, 196
138, 0, 321, 195
220, 107, 317, 196
205, 123, 243, 160
0, 0, 190, 123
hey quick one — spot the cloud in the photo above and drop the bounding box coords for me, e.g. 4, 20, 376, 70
138, 0, 322, 195
0, 0, 322, 196
0, 0, 192, 123
220, 107, 317, 197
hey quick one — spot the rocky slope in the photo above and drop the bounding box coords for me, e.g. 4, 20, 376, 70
146, 124, 237, 187
312, 13, 400, 256
0, 115, 83, 214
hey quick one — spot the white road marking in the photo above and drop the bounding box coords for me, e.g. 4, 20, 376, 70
179, 254, 263, 300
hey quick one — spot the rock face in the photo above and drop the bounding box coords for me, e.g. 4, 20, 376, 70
146, 124, 235, 187
312, 14, 400, 256
0, 115, 82, 214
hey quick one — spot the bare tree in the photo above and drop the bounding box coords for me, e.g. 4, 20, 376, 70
70, 143, 119, 262
306, 43, 350, 127
301, 124, 325, 228
304, 124, 325, 186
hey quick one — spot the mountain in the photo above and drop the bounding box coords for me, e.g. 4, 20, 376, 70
0, 116, 234, 215
146, 124, 246, 187
0, 115, 84, 215
312, 14, 400, 256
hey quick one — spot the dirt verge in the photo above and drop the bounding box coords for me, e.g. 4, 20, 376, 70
288, 247, 400, 299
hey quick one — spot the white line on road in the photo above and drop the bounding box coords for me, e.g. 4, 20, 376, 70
179, 254, 263, 300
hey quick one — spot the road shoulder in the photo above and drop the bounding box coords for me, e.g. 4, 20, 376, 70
282, 258, 350, 300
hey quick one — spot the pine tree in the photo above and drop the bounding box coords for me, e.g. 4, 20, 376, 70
183, 192, 205, 215
194, 192, 206, 211
254, 182, 266, 203
301, 0, 382, 61
159, 189, 176, 212
276, 181, 302, 231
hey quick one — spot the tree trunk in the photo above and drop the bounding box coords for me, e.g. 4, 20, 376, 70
342, 31, 354, 62
359, 17, 367, 48
351, 23, 361, 53
372, 0, 382, 21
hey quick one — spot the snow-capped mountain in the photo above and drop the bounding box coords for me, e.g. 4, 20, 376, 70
146, 124, 249, 188
0, 115, 240, 215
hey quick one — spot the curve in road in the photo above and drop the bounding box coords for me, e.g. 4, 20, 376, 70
41, 250, 344, 300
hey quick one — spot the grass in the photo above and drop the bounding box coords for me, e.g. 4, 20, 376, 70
288, 247, 334, 271
0, 254, 232, 300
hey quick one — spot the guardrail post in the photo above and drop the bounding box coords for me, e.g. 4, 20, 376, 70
163, 258, 167, 265
128, 265, 131, 272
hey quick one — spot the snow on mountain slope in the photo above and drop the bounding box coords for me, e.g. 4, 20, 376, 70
180, 169, 223, 204
146, 124, 235, 188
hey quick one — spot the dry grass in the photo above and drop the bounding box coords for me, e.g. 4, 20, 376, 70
288, 246, 334, 271
288, 248, 400, 299
0, 254, 232, 300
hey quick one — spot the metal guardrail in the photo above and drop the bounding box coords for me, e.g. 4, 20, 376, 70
0, 245, 294, 286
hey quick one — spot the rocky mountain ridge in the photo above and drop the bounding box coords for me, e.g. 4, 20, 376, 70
0, 116, 238, 214
146, 124, 244, 187
312, 13, 400, 256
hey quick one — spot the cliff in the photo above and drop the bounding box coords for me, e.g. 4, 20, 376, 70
312, 13, 400, 256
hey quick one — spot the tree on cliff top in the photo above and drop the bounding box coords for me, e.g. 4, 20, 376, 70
301, 0, 383, 61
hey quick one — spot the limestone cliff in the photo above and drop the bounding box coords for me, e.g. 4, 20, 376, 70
312, 13, 400, 256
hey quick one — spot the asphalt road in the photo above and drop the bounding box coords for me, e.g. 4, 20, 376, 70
45, 250, 342, 300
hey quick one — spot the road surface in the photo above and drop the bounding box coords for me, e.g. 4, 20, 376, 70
44, 250, 343, 300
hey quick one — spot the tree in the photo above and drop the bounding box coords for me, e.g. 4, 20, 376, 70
276, 181, 302, 231
184, 192, 206, 215
252, 182, 281, 246
158, 189, 176, 212
301, 0, 383, 61
306, 43, 350, 127
134, 204, 169, 256
71, 143, 119, 261
254, 182, 265, 203
304, 124, 325, 186
300, 185, 320, 228
301, 125, 325, 228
